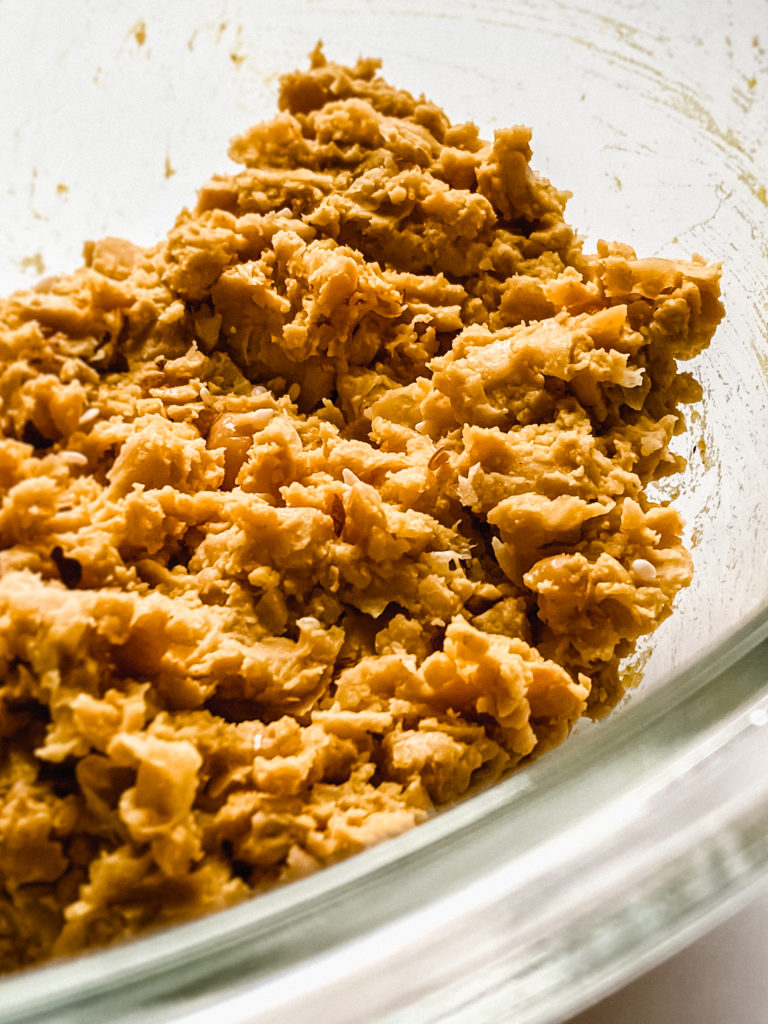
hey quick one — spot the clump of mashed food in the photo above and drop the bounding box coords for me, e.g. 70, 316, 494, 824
0, 45, 722, 969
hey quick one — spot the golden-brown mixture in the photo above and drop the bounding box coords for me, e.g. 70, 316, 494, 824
0, 46, 722, 970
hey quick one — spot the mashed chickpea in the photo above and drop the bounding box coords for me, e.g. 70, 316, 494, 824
0, 45, 722, 969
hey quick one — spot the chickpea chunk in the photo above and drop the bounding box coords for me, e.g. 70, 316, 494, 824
207, 408, 273, 488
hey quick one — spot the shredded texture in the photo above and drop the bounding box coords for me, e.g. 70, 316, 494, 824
0, 46, 722, 970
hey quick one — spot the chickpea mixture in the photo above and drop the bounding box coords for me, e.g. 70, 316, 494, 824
0, 46, 722, 969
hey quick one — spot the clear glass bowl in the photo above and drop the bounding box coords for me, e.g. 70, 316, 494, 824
0, 1, 766, 1021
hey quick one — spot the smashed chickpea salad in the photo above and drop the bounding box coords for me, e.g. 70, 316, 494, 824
0, 46, 722, 970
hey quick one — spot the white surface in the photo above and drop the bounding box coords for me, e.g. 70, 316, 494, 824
567, 887, 768, 1024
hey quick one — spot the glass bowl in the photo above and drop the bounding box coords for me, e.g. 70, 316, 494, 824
0, 1, 766, 1021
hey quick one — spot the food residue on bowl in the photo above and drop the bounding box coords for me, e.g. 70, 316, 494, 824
0, 44, 722, 970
